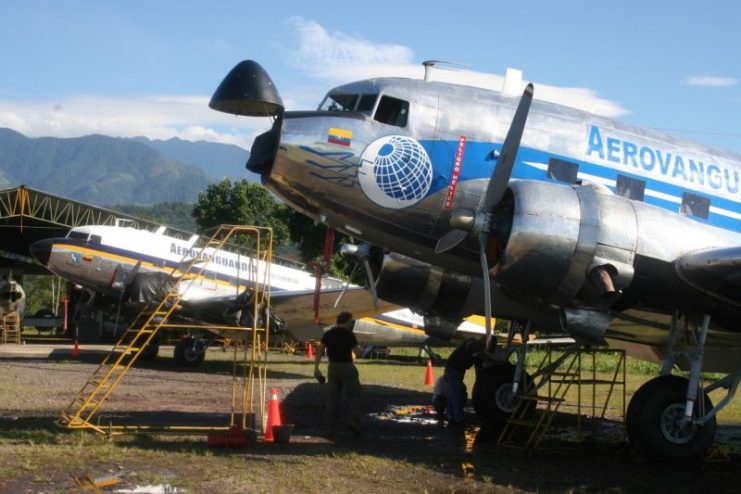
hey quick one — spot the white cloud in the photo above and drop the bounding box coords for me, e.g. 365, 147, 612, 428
285, 17, 415, 80
0, 95, 270, 148
282, 19, 627, 117
684, 76, 738, 87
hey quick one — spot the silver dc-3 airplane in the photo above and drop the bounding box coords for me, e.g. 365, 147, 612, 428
29, 223, 484, 364
210, 59, 741, 461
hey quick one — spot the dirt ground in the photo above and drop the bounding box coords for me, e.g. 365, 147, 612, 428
1, 346, 741, 493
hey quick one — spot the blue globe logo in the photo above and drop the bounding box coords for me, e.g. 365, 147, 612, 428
358, 135, 433, 209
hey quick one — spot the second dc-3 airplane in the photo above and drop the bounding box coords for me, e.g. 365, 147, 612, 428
30, 224, 485, 364
210, 59, 741, 461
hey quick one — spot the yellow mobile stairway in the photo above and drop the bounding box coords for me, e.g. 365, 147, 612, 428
59, 225, 273, 434
1, 311, 21, 344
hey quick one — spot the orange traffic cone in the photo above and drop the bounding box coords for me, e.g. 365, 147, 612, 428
264, 388, 283, 442
72, 339, 80, 358
424, 359, 434, 386
306, 343, 314, 360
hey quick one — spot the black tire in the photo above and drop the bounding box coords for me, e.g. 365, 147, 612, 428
139, 338, 159, 362
626, 377, 656, 446
472, 363, 534, 424
174, 336, 205, 367
633, 375, 716, 462
32, 309, 57, 332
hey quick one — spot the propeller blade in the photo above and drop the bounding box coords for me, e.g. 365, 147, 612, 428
481, 83, 534, 212
362, 257, 379, 311
478, 232, 493, 348
333, 263, 360, 309
435, 229, 468, 254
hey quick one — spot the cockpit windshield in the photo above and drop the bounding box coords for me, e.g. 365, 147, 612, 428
67, 231, 90, 241
66, 230, 102, 244
318, 93, 378, 115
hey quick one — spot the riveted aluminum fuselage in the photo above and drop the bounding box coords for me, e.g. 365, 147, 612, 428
262, 76, 741, 334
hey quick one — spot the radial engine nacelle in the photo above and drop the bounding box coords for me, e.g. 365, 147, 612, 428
491, 180, 636, 308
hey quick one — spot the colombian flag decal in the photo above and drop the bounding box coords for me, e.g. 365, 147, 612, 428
327, 128, 352, 146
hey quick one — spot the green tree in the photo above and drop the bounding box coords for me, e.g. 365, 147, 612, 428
192, 178, 290, 248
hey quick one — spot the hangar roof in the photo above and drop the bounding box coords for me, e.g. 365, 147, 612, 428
0, 185, 191, 275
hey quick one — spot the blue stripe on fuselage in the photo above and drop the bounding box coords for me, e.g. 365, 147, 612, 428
420, 140, 740, 231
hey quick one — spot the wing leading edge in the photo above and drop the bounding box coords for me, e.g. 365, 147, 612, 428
676, 246, 741, 309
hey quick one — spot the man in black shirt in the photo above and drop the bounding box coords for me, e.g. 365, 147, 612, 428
314, 311, 362, 436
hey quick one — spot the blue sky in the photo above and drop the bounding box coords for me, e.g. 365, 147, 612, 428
1, 0, 740, 154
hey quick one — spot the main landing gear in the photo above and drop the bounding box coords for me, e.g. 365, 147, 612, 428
472, 320, 534, 423
626, 311, 741, 461
174, 333, 208, 367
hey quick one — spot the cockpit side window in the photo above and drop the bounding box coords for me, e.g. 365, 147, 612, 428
357, 94, 378, 114
374, 95, 409, 127
319, 93, 359, 112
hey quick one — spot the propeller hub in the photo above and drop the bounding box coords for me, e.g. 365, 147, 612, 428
449, 208, 491, 235
449, 209, 476, 231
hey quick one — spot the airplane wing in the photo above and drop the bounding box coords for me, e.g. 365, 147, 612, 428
178, 286, 397, 331
676, 246, 741, 308
271, 286, 398, 328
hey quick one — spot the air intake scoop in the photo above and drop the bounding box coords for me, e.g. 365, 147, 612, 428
209, 60, 284, 117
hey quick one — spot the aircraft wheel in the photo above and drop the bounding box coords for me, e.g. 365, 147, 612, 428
472, 363, 534, 424
174, 336, 205, 367
632, 374, 716, 462
139, 338, 159, 362
32, 309, 57, 332
625, 376, 656, 446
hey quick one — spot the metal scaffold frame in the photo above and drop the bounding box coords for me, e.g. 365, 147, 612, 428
59, 224, 273, 436
0, 185, 180, 234
499, 346, 626, 453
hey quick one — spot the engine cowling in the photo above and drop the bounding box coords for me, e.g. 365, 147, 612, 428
374, 252, 483, 339
492, 181, 637, 307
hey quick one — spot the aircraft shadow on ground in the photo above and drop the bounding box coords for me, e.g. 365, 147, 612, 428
41, 349, 311, 380
2, 382, 740, 493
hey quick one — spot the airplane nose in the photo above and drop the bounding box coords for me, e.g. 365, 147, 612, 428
210, 60, 285, 177
29, 238, 54, 266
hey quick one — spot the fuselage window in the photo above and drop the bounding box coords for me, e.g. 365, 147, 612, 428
319, 93, 359, 112
680, 192, 710, 219
616, 175, 646, 201
547, 158, 579, 184
374, 95, 409, 127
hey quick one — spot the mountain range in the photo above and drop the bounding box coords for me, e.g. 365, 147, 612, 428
0, 128, 254, 205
